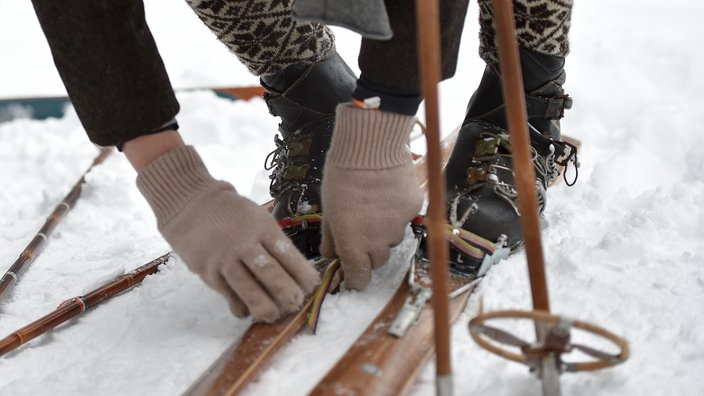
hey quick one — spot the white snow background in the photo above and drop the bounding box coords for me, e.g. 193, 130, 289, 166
1, 0, 703, 395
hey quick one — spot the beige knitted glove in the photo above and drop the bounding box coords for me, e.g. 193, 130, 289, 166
137, 146, 319, 322
321, 103, 423, 290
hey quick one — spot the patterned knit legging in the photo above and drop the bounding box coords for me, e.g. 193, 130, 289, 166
185, 0, 335, 76
185, 0, 573, 78
478, 0, 573, 68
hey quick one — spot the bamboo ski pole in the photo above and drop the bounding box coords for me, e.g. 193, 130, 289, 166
0, 252, 170, 357
415, 0, 453, 394
491, 0, 550, 321
492, 0, 560, 394
491, 0, 550, 312
0, 147, 113, 303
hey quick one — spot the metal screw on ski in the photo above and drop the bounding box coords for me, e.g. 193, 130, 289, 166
466, 1, 630, 395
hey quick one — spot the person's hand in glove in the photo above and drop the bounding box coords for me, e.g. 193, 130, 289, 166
134, 143, 319, 322
321, 103, 423, 290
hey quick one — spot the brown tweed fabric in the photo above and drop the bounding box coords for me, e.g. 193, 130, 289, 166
32, 0, 181, 147
185, 0, 335, 76
478, 0, 573, 68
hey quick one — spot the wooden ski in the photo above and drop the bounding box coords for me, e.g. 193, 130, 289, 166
308, 255, 487, 396
183, 128, 460, 396
0, 86, 265, 122
309, 135, 580, 396
184, 257, 336, 396
183, 129, 579, 396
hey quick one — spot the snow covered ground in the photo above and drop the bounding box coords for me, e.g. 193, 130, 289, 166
1, 0, 703, 395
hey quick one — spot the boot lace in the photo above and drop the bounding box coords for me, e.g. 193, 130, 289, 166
264, 132, 312, 197
458, 130, 578, 217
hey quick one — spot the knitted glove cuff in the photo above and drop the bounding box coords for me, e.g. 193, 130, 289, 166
326, 103, 415, 170
136, 145, 219, 225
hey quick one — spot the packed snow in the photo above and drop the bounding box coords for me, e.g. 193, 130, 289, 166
1, 0, 703, 395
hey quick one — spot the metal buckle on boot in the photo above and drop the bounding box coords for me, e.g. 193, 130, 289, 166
466, 166, 498, 186
475, 136, 500, 157
554, 139, 580, 186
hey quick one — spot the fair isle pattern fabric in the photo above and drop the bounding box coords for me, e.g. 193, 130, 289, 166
478, 0, 573, 67
185, 0, 335, 76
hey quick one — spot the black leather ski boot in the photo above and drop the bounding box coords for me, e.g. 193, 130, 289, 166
441, 48, 578, 275
261, 52, 357, 258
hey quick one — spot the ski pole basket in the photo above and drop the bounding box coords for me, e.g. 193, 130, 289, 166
468, 309, 630, 374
